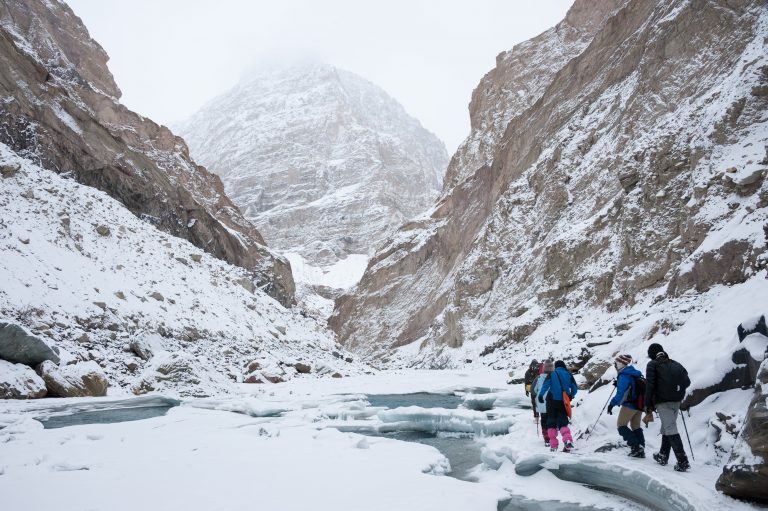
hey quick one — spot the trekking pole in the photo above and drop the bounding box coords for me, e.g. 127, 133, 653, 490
680, 409, 695, 461
536, 415, 539, 436
581, 387, 615, 440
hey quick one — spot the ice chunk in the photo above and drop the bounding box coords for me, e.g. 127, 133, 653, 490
515, 453, 703, 511
376, 406, 513, 436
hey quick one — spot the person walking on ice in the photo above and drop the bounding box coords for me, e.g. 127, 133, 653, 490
524, 359, 540, 413
538, 360, 578, 452
532, 359, 553, 447
644, 343, 691, 472
607, 354, 646, 458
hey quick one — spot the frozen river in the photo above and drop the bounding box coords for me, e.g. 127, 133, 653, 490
0, 370, 755, 511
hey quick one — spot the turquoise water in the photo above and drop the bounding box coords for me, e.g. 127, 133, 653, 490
365, 392, 463, 409
35, 397, 180, 429
38, 405, 174, 429
367, 430, 482, 481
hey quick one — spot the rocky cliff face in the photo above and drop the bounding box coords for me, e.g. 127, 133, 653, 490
331, 0, 768, 363
176, 63, 448, 267
0, 0, 294, 306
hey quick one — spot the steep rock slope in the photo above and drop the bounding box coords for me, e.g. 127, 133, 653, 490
0, 0, 294, 306
0, 144, 361, 397
177, 63, 448, 267
332, 0, 768, 364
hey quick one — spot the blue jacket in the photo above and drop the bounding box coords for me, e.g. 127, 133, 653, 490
539, 367, 577, 402
610, 365, 642, 410
532, 373, 548, 413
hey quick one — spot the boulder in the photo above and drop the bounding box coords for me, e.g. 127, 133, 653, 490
129, 334, 162, 361
37, 360, 108, 397
95, 225, 111, 236
0, 163, 20, 178
738, 315, 767, 342
0, 322, 60, 366
582, 359, 612, 392
0, 359, 47, 399
683, 333, 768, 409
717, 359, 768, 503
294, 362, 311, 374
245, 360, 261, 373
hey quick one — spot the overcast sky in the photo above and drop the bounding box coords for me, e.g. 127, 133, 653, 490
66, 1, 573, 153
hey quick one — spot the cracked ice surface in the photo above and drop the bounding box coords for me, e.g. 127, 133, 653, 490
0, 370, 760, 511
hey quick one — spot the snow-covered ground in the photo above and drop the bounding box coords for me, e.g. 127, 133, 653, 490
0, 370, 758, 511
286, 252, 369, 290
0, 143, 362, 396
285, 252, 369, 319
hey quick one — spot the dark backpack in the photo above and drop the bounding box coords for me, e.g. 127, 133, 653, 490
632, 375, 646, 410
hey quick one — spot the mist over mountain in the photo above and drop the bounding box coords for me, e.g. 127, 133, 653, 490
177, 63, 449, 269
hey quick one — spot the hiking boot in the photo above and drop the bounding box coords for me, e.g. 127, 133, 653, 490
544, 441, 550, 448
550, 446, 558, 452
669, 434, 690, 472
653, 452, 668, 465
628, 446, 645, 458
563, 442, 574, 453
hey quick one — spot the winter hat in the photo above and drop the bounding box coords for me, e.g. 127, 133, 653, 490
615, 354, 632, 366
543, 360, 555, 373
554, 360, 566, 370
648, 343, 664, 360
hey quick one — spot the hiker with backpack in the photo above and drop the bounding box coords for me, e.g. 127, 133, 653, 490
524, 359, 540, 415
538, 360, 578, 452
607, 354, 646, 458
644, 343, 691, 472
532, 359, 554, 447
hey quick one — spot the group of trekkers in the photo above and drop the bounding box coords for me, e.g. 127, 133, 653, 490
521, 342, 691, 472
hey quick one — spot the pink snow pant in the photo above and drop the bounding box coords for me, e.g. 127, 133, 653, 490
547, 426, 573, 449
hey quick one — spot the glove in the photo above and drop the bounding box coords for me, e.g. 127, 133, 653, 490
612, 379, 617, 387
642, 411, 654, 427
538, 395, 544, 404
525, 390, 530, 397
607, 404, 614, 415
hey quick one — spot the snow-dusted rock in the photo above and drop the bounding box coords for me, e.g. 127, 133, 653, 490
0, 145, 363, 396
0, 359, 47, 399
294, 362, 311, 374
0, 322, 60, 366
37, 360, 108, 397
129, 333, 164, 362
0, 0, 294, 306
132, 352, 235, 398
717, 358, 768, 503
176, 62, 448, 267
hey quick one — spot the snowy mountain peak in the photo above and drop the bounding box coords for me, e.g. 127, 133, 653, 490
176, 62, 449, 268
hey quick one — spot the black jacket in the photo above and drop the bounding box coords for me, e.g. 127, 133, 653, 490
645, 356, 690, 408
524, 364, 539, 385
